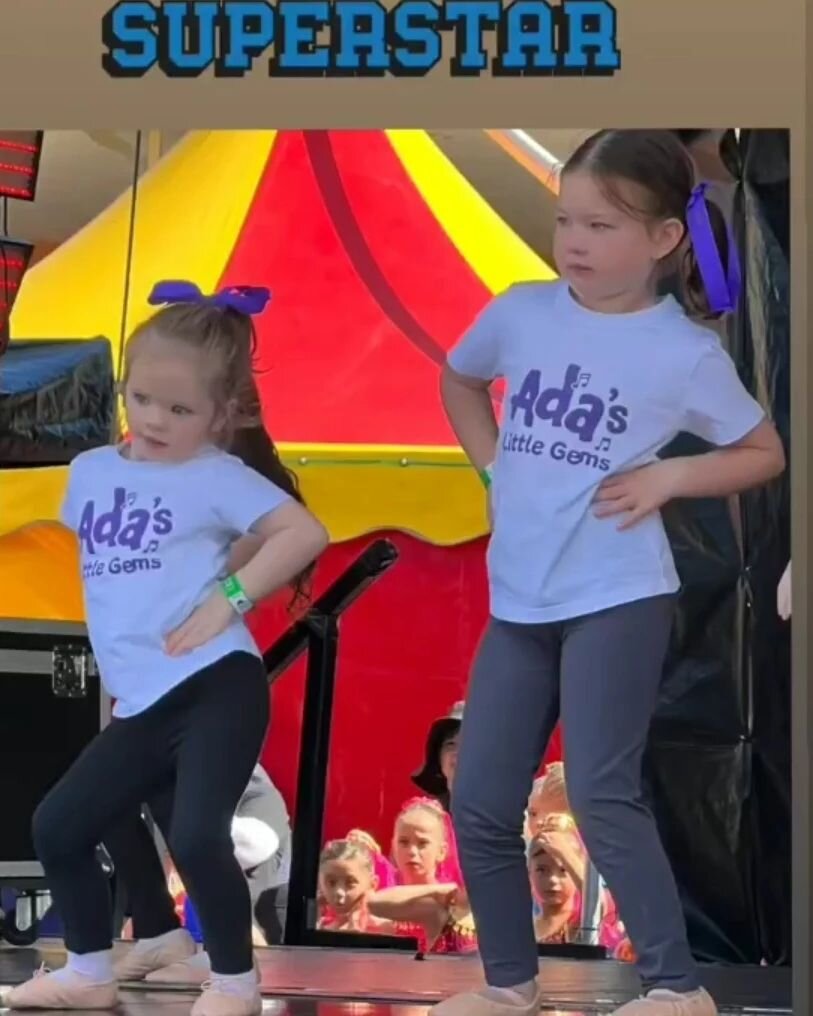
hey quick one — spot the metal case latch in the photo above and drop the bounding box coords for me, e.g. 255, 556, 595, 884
51, 645, 95, 698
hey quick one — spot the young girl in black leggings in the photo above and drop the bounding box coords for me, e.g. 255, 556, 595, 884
105, 763, 290, 983
4, 282, 327, 1016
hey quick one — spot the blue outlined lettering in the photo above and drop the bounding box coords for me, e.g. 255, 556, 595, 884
101, 0, 621, 78
443, 0, 500, 75
493, 0, 556, 74
561, 0, 620, 72
157, 1, 218, 77
102, 1, 158, 76
218, 1, 276, 75
333, 0, 390, 73
274, 0, 331, 74
390, 0, 442, 75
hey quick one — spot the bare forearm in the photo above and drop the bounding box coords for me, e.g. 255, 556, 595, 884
367, 897, 442, 924
368, 885, 457, 925
370, 884, 457, 907
668, 445, 784, 500
235, 523, 326, 603
440, 369, 499, 471
228, 535, 265, 574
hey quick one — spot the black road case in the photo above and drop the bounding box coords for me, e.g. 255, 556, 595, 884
0, 618, 110, 880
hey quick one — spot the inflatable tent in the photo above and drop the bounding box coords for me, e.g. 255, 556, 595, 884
2, 129, 558, 841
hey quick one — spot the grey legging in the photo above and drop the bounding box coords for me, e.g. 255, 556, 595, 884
451, 594, 700, 994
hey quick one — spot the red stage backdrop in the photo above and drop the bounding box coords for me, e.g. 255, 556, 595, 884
248, 530, 562, 848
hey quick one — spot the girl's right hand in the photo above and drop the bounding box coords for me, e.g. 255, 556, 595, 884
593, 459, 683, 530
165, 589, 235, 656
535, 830, 586, 887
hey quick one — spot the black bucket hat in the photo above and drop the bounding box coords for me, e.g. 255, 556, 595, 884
411, 701, 464, 798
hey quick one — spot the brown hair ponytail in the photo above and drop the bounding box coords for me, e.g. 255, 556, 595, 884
562, 129, 731, 321
212, 308, 316, 607
126, 299, 317, 609
229, 420, 315, 608
680, 196, 730, 320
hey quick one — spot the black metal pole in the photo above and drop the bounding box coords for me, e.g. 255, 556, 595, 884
284, 612, 339, 944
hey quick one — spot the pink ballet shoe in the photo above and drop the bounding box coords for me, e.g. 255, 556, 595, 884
611, 988, 718, 1016
145, 956, 210, 986
191, 981, 262, 1016
2, 965, 119, 1010
147, 953, 259, 987
432, 984, 543, 1016
113, 928, 197, 982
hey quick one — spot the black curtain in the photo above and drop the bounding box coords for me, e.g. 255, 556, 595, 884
726, 129, 791, 966
645, 129, 791, 965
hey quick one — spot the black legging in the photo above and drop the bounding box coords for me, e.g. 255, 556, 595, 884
32, 652, 269, 974
104, 784, 289, 946
253, 883, 288, 945
106, 786, 184, 941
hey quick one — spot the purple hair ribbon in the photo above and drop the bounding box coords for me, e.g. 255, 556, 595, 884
685, 182, 742, 314
148, 280, 271, 316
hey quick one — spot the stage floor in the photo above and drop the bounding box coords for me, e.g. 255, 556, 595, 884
0, 942, 792, 1015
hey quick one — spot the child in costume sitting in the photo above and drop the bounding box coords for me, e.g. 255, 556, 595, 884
382, 797, 476, 954
317, 832, 468, 952
525, 762, 570, 841
345, 828, 398, 889
316, 839, 395, 934
528, 815, 631, 959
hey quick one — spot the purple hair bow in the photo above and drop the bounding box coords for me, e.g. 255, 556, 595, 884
148, 280, 271, 316
685, 182, 742, 314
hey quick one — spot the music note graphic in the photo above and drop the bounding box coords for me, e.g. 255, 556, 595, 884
143, 539, 159, 554
569, 371, 592, 390
594, 437, 611, 452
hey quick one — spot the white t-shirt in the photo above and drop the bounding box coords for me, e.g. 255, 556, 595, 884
448, 280, 766, 624
60, 444, 290, 717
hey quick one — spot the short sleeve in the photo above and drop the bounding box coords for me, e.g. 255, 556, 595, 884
60, 459, 82, 531
210, 454, 292, 534
447, 289, 514, 381
681, 341, 765, 446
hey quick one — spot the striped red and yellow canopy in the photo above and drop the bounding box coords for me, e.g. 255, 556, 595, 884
1, 130, 555, 619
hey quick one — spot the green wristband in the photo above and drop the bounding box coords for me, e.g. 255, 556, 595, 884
479, 464, 494, 489
221, 574, 254, 616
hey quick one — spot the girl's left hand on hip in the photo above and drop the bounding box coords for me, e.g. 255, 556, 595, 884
165, 591, 235, 656
592, 460, 681, 530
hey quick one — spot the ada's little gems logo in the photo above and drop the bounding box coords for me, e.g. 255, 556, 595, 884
101, 0, 621, 78
502, 362, 630, 474
78, 487, 174, 580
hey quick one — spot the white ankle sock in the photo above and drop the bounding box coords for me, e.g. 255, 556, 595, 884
482, 980, 537, 1006
56, 950, 114, 984
209, 969, 258, 999
133, 927, 191, 952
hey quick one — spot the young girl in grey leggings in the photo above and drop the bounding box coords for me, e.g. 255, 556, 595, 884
437, 130, 784, 1016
